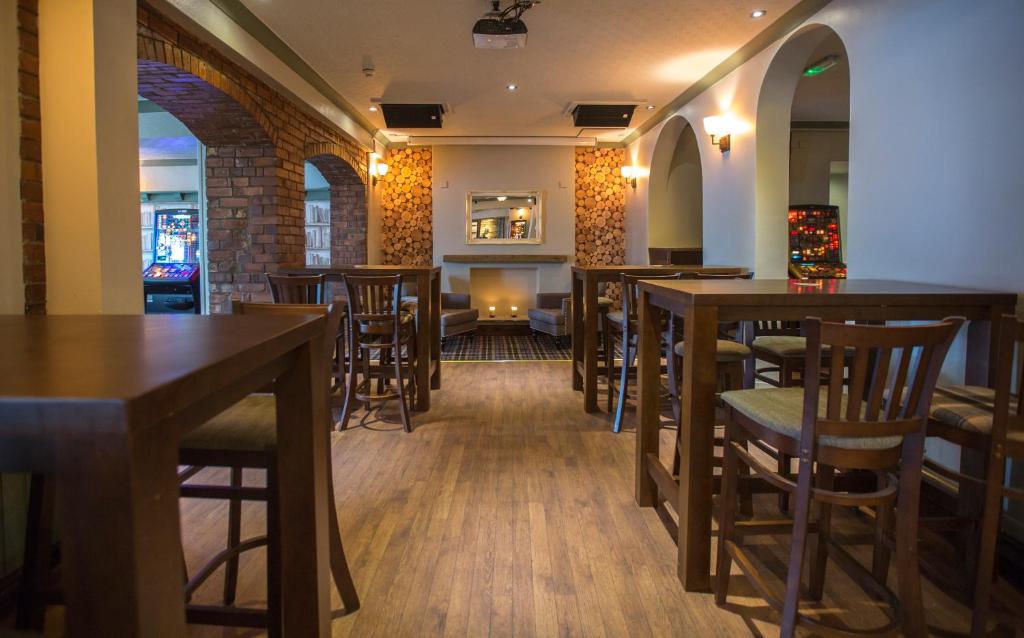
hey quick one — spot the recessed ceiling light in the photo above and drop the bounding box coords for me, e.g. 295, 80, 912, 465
368, 105, 378, 112
750, 9, 767, 18
506, 83, 518, 91
646, 105, 656, 110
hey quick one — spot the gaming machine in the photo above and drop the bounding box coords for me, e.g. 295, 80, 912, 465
143, 209, 202, 314
787, 205, 847, 279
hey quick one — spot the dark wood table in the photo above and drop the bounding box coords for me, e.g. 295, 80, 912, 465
634, 278, 1018, 592
570, 264, 749, 412
0, 314, 334, 636
281, 265, 442, 411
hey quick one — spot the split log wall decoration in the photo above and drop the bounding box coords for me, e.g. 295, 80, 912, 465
380, 147, 433, 265
574, 147, 626, 305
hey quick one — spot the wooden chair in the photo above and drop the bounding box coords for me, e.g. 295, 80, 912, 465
338, 275, 418, 433
604, 273, 684, 433
971, 315, 1024, 637
177, 300, 358, 633
716, 316, 963, 637
267, 273, 325, 303
751, 320, 807, 387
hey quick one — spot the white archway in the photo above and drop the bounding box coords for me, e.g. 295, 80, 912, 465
647, 115, 704, 258
755, 24, 850, 278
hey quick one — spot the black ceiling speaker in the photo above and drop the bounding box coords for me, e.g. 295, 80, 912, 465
380, 104, 445, 128
571, 104, 637, 128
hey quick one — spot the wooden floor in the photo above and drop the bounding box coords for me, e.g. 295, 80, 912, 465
181, 361, 982, 637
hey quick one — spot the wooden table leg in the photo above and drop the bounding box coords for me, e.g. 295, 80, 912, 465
635, 289, 662, 507
583, 274, 599, 412
430, 270, 441, 391
275, 338, 331, 636
740, 321, 755, 389
571, 272, 584, 392
966, 305, 1015, 387
677, 303, 719, 592
55, 411, 186, 637
414, 272, 432, 410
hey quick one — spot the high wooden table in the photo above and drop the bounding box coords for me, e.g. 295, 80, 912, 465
570, 264, 748, 412
281, 265, 442, 411
0, 314, 334, 636
634, 278, 1018, 592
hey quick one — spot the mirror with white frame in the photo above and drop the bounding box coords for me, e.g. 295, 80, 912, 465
466, 191, 543, 244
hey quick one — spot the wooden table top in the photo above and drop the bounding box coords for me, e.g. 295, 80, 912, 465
638, 278, 1018, 307
572, 264, 747, 274
282, 265, 441, 274
0, 314, 324, 417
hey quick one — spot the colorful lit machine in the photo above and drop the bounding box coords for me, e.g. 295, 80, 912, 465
143, 209, 202, 314
787, 205, 847, 279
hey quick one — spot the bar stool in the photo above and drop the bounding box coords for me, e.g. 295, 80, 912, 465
715, 316, 962, 637
971, 315, 1024, 637
178, 300, 359, 634
604, 273, 683, 433
338, 274, 418, 433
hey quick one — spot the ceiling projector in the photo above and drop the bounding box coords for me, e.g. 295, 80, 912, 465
473, 1, 540, 49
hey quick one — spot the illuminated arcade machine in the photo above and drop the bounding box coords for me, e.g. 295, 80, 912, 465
787, 205, 847, 280
143, 209, 202, 314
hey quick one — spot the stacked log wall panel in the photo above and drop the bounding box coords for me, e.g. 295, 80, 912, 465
574, 147, 626, 306
380, 147, 433, 265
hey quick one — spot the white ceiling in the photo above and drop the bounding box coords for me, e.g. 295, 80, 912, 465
239, 0, 801, 142
791, 32, 849, 122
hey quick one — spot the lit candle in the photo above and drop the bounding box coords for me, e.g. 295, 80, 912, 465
510, 305, 518, 317
488, 306, 496, 318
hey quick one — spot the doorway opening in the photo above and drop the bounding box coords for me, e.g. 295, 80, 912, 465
647, 115, 703, 264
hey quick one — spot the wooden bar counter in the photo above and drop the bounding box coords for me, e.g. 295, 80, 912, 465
570, 264, 748, 412
634, 278, 1017, 593
0, 314, 333, 636
281, 265, 442, 411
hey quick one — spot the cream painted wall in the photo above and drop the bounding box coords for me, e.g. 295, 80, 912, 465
40, 0, 142, 314
660, 128, 703, 247
789, 129, 848, 205
431, 145, 576, 298
627, 0, 1024, 293
0, 0, 23, 314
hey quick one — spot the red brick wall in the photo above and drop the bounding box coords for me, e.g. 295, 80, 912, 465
137, 2, 369, 311
18, 0, 44, 314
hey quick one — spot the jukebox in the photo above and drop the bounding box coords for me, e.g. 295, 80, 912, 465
787, 205, 847, 279
143, 209, 202, 314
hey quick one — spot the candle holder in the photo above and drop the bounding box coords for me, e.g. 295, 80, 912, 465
510, 305, 518, 318
488, 306, 496, 318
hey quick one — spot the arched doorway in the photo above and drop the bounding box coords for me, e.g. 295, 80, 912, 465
755, 25, 850, 278
136, 54, 286, 313
306, 143, 369, 266
647, 115, 703, 262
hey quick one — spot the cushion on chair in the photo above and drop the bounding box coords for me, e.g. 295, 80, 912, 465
597, 296, 613, 307
606, 310, 626, 326
721, 387, 903, 450
674, 339, 752, 363
751, 335, 807, 356
527, 307, 564, 327
181, 395, 277, 452
441, 307, 479, 327
929, 385, 1019, 435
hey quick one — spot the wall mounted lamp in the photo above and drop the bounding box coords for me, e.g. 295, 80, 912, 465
703, 115, 734, 153
620, 165, 647, 189
371, 160, 389, 186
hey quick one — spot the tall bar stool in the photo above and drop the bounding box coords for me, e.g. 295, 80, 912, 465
178, 300, 359, 634
604, 273, 684, 433
715, 316, 962, 637
338, 274, 418, 433
971, 315, 1024, 637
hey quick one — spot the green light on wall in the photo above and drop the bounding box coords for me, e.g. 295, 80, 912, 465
803, 55, 840, 77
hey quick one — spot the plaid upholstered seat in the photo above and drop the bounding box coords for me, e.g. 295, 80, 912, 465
930, 385, 1020, 435
673, 339, 752, 363
721, 387, 903, 450
181, 395, 277, 452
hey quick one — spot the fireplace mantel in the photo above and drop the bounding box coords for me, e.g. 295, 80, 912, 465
442, 254, 568, 263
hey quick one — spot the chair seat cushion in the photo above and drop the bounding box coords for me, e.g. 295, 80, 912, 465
597, 296, 613, 307
751, 335, 807, 356
607, 310, 626, 326
181, 395, 277, 452
441, 307, 479, 327
721, 387, 903, 450
674, 339, 752, 363
929, 385, 1018, 435
527, 307, 564, 326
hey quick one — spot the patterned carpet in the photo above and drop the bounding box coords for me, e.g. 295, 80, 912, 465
441, 334, 571, 361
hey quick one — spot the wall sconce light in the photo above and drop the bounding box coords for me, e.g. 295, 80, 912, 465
620, 165, 639, 189
488, 305, 496, 318
703, 115, 734, 153
371, 161, 389, 186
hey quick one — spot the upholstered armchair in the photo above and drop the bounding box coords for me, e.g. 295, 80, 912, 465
528, 292, 572, 345
439, 293, 478, 340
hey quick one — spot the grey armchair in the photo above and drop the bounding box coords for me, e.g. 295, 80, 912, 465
528, 292, 572, 345
440, 293, 478, 340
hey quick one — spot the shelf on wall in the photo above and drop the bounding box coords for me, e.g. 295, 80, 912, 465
442, 254, 568, 263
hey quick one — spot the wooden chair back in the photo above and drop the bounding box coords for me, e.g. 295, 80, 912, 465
230, 299, 343, 364
801, 317, 964, 453
267, 274, 325, 304
342, 275, 404, 336
991, 315, 1024, 447
693, 272, 754, 280
754, 320, 803, 337
620, 273, 684, 322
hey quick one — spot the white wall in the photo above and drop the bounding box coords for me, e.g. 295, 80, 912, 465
431, 145, 576, 297
789, 129, 848, 205
0, 0, 22, 313
626, 0, 1024, 295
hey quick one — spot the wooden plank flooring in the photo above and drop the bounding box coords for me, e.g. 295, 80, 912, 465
181, 361, 981, 636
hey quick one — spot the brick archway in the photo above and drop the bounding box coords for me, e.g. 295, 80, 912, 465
136, 44, 303, 312
305, 143, 368, 265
